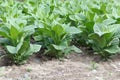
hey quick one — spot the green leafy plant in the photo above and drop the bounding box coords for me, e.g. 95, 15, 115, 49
0, 0, 120, 63
90, 61, 98, 70
89, 20, 120, 59
34, 23, 81, 58
0, 1, 41, 64
0, 25, 41, 64
23, 1, 82, 58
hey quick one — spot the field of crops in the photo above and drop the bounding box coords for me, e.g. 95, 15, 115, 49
0, 0, 120, 80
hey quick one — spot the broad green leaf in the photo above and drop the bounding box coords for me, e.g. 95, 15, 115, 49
0, 26, 10, 38
108, 38, 119, 46
18, 41, 30, 54
94, 23, 110, 36
89, 33, 106, 48
52, 25, 64, 36
65, 27, 81, 34
23, 25, 35, 35
6, 40, 23, 54
101, 32, 113, 43
103, 18, 116, 25
105, 45, 120, 53
69, 15, 76, 21
52, 44, 66, 50
6, 46, 16, 54
10, 26, 19, 40
30, 44, 41, 52
70, 45, 82, 53
34, 35, 43, 41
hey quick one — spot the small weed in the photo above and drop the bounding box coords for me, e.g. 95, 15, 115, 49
90, 61, 98, 70
26, 68, 32, 72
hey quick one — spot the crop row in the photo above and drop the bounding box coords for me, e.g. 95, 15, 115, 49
0, 0, 120, 64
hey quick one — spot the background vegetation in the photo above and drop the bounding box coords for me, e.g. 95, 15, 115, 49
0, 0, 120, 64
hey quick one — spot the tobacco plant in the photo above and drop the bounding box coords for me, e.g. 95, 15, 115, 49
0, 0, 41, 64
31, 3, 81, 58
89, 19, 120, 59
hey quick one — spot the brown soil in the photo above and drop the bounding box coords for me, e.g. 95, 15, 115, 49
0, 0, 119, 79
0, 49, 120, 80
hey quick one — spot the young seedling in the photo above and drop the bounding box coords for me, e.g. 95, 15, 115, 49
90, 61, 98, 70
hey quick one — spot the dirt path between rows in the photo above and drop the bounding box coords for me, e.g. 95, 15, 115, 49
0, 51, 120, 80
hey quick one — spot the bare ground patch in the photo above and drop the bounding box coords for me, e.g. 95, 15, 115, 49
0, 51, 119, 80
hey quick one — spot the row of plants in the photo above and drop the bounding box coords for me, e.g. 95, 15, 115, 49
0, 0, 120, 64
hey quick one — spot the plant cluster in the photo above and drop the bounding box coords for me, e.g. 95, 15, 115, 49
0, 0, 120, 64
